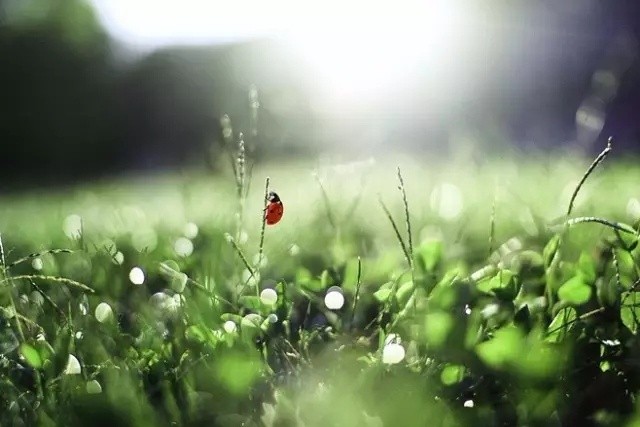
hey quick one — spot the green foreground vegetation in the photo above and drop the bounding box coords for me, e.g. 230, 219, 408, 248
2, 149, 640, 427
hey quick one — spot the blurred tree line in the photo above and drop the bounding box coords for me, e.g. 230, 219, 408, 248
0, 1, 313, 191
0, 0, 121, 188
0, 1, 638, 191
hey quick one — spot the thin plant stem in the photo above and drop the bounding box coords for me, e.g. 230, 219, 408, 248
546, 307, 606, 337
547, 138, 614, 309
397, 167, 413, 263
567, 137, 612, 217
489, 195, 496, 258
2, 275, 94, 293
314, 172, 338, 232
379, 195, 411, 268
350, 257, 363, 329
29, 279, 66, 319
235, 133, 247, 242
0, 235, 44, 401
566, 217, 636, 234
225, 234, 255, 279
6, 249, 74, 270
257, 177, 270, 275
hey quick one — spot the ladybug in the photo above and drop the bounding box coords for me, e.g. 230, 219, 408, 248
265, 191, 284, 225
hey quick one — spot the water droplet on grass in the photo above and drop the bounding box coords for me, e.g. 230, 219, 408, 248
184, 222, 199, 239
129, 267, 145, 285
324, 289, 345, 310
260, 288, 278, 305
95, 302, 113, 323
65, 354, 81, 375
174, 237, 194, 257
382, 343, 405, 364
86, 379, 102, 394
223, 320, 237, 333
31, 258, 43, 271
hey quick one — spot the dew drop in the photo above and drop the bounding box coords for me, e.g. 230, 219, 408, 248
95, 302, 113, 323
129, 267, 145, 285
86, 379, 102, 394
65, 354, 81, 375
31, 257, 43, 271
324, 290, 345, 310
382, 343, 405, 364
174, 237, 194, 257
184, 222, 199, 239
223, 320, 237, 333
260, 288, 278, 305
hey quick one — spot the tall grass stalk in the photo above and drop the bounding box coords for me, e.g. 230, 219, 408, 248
235, 133, 247, 242
314, 172, 338, 232
566, 137, 612, 217
547, 138, 614, 308
0, 234, 44, 401
379, 195, 411, 268
256, 177, 270, 276
396, 167, 413, 265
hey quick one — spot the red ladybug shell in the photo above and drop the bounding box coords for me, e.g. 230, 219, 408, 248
265, 191, 284, 225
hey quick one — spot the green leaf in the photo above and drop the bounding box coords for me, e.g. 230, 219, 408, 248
374, 283, 393, 303
476, 326, 524, 369
429, 283, 458, 310
616, 250, 637, 280
320, 270, 332, 289
622, 293, 640, 334
543, 235, 560, 267
221, 313, 243, 323
417, 240, 443, 272
341, 258, 361, 292
515, 339, 563, 379
614, 231, 639, 251
424, 312, 453, 347
440, 364, 464, 385
477, 269, 517, 298
547, 307, 577, 343
302, 279, 324, 292
395, 281, 414, 306
34, 340, 54, 365
20, 343, 42, 369
558, 276, 592, 305
185, 324, 218, 346
577, 252, 596, 284
597, 276, 620, 307
296, 267, 312, 283
238, 296, 262, 312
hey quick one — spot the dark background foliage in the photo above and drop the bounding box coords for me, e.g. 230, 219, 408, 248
0, 0, 639, 190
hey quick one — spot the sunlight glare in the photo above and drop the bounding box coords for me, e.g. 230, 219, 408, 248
92, 0, 465, 100
286, 0, 463, 101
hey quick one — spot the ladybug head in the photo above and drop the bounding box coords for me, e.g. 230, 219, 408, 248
267, 191, 280, 203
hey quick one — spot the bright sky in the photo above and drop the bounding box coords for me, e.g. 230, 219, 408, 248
89, 0, 453, 47
89, 0, 465, 99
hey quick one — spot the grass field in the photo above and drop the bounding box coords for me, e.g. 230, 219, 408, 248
2, 147, 640, 426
